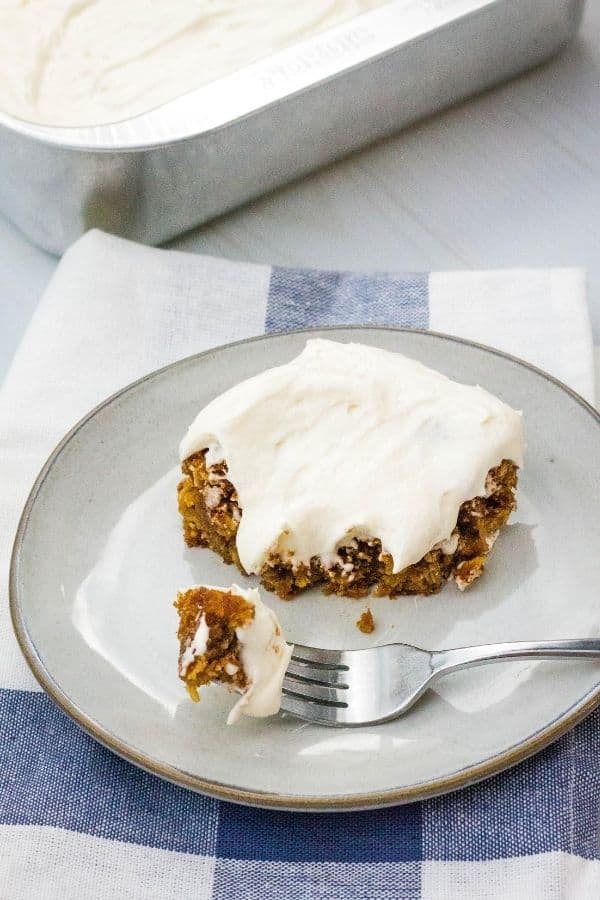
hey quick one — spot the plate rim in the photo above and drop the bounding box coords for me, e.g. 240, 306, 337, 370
10, 325, 600, 811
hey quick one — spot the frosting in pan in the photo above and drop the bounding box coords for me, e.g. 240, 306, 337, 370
181, 339, 524, 576
0, 0, 384, 126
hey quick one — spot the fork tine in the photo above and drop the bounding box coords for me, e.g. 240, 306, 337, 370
283, 675, 348, 704
286, 659, 348, 685
291, 644, 347, 668
280, 693, 344, 726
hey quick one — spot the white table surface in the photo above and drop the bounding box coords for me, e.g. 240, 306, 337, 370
1, 2, 599, 393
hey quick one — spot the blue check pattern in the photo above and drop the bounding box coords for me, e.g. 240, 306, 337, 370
1, 265, 598, 898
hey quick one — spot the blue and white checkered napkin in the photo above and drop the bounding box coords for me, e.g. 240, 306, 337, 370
0, 230, 597, 899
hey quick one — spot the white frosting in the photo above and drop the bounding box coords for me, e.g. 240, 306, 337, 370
0, 0, 384, 126
226, 585, 293, 725
179, 613, 209, 676
181, 340, 524, 575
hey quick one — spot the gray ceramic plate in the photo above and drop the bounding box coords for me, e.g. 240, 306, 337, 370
10, 328, 600, 811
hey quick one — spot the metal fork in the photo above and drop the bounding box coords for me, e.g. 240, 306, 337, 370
280, 639, 600, 726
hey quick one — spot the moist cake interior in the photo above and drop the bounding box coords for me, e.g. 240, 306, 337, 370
175, 586, 254, 700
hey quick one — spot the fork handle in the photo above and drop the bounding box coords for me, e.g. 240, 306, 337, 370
431, 639, 600, 677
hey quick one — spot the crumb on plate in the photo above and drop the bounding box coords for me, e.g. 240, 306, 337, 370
356, 608, 375, 634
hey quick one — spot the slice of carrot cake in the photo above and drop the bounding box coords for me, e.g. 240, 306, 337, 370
178, 339, 524, 599
175, 583, 292, 723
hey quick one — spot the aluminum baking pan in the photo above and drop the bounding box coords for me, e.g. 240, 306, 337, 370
0, 0, 584, 255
